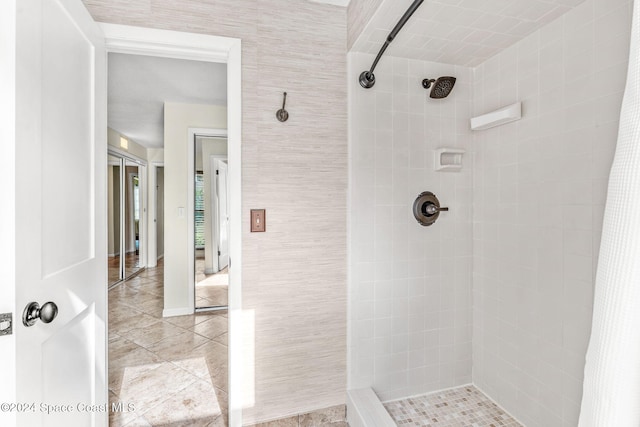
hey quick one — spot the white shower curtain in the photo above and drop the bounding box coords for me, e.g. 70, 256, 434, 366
579, 1, 640, 426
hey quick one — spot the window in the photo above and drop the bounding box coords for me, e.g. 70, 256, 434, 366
195, 172, 205, 249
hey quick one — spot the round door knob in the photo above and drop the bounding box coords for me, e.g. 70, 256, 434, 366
39, 302, 58, 323
22, 301, 59, 327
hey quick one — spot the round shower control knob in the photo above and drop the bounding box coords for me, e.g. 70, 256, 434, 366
413, 191, 448, 226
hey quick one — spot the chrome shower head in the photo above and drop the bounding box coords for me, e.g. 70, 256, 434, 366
422, 76, 456, 99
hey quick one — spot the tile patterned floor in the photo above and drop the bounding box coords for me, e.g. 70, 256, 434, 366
108, 253, 144, 286
109, 260, 228, 426
195, 259, 228, 308
246, 404, 347, 427
384, 385, 522, 427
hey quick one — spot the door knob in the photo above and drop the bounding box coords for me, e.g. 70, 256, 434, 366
22, 301, 58, 327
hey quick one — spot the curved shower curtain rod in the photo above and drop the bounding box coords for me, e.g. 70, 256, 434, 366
359, 0, 424, 89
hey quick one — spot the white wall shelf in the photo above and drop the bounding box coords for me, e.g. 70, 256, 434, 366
470, 102, 522, 131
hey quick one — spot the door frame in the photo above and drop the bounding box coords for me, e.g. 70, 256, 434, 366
212, 156, 229, 271
148, 161, 165, 268
102, 24, 243, 426
188, 129, 228, 303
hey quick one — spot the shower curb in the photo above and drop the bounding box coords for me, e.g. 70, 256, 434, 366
346, 388, 396, 427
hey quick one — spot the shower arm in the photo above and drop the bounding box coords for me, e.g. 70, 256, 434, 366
359, 0, 424, 88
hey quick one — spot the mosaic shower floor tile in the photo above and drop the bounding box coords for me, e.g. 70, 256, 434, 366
383, 385, 523, 427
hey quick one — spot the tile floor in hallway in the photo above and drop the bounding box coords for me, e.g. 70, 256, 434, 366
384, 385, 522, 427
109, 253, 144, 286
195, 259, 228, 308
109, 260, 228, 426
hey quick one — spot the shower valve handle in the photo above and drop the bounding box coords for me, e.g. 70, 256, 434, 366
423, 202, 448, 216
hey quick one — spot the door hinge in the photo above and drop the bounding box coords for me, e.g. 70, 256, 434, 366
218, 250, 221, 256
216, 170, 219, 175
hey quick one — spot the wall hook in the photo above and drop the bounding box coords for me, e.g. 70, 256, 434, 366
276, 92, 289, 122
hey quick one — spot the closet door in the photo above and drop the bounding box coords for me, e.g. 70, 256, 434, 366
124, 159, 142, 278
108, 154, 123, 286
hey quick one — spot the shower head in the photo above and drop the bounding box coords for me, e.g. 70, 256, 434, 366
422, 76, 456, 99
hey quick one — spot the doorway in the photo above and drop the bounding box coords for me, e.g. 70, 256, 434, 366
106, 51, 232, 426
193, 133, 229, 311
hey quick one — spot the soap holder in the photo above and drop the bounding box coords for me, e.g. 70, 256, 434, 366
434, 148, 465, 172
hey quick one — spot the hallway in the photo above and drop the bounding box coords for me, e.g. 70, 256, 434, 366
108, 261, 228, 426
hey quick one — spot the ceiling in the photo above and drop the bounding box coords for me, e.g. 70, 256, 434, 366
108, 53, 227, 149
351, 0, 586, 67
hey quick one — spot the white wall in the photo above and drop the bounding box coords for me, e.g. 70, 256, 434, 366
107, 127, 147, 159
348, 52, 474, 401
472, 0, 633, 426
163, 102, 226, 314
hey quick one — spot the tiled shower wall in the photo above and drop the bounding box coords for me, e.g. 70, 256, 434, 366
348, 52, 474, 401
472, 0, 633, 426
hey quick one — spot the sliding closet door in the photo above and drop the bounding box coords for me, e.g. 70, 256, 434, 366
108, 152, 146, 284
124, 159, 143, 278
108, 154, 123, 286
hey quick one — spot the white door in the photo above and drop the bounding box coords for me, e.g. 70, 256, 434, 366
215, 159, 229, 270
14, 0, 107, 426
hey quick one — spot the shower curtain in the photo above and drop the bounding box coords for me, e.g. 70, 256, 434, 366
579, 1, 640, 426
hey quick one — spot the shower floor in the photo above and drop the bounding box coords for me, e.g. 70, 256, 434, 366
383, 385, 522, 427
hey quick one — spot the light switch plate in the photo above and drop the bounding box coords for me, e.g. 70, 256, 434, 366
251, 209, 266, 232
0, 313, 12, 336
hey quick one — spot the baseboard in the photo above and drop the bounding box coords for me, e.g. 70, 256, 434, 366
162, 307, 193, 317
